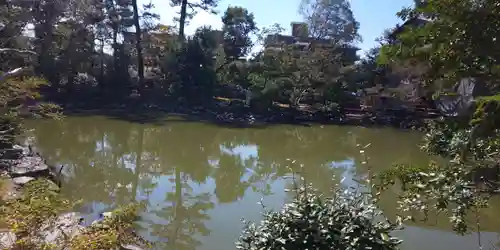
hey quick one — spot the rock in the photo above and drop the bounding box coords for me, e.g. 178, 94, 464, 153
0, 148, 23, 160
101, 211, 113, 218
0, 179, 23, 201
45, 179, 61, 192
120, 244, 144, 250
13, 145, 30, 156
0, 159, 14, 170
92, 223, 110, 229
91, 219, 102, 226
91, 211, 113, 226
12, 176, 35, 186
9, 156, 49, 177
0, 231, 16, 249
35, 212, 85, 248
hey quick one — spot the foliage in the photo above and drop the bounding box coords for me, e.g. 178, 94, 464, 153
378, 0, 500, 92
170, 0, 219, 41
376, 162, 488, 235
378, 96, 500, 238
376, 97, 500, 238
1, 0, 368, 120
375, 2, 500, 241
377, 0, 500, 160
221, 6, 257, 60
422, 97, 500, 164
164, 26, 219, 104
236, 181, 401, 250
299, 0, 361, 43
0, 61, 61, 149
255, 41, 359, 108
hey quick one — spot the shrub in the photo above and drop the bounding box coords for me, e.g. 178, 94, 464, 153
376, 162, 488, 235
236, 181, 401, 250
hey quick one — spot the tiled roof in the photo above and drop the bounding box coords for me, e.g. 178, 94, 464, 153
264, 34, 331, 46
389, 16, 432, 40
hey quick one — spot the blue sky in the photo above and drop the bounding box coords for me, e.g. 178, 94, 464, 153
139, 0, 414, 54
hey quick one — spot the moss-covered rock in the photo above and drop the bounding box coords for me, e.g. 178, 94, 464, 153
69, 204, 148, 250
0, 178, 147, 250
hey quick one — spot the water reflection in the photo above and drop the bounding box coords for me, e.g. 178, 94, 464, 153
24, 116, 500, 250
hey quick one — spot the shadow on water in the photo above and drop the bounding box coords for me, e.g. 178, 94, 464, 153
65, 108, 282, 129
61, 102, 316, 129
23, 115, 500, 250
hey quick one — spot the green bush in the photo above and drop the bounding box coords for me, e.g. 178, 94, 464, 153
236, 182, 401, 250
376, 162, 488, 234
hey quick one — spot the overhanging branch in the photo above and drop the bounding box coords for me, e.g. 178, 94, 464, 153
0, 48, 38, 56
0, 67, 32, 82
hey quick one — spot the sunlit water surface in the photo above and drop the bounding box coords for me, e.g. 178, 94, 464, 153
25, 116, 500, 250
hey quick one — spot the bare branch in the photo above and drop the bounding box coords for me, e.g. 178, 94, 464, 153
187, 2, 196, 11
0, 67, 32, 82
0, 48, 38, 56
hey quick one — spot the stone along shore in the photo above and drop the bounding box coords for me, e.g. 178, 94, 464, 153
0, 144, 146, 250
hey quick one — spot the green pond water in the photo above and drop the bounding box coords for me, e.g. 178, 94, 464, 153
24, 115, 500, 250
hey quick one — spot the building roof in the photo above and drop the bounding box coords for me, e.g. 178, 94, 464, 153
264, 34, 331, 47
388, 16, 432, 41
264, 34, 359, 54
122, 31, 175, 44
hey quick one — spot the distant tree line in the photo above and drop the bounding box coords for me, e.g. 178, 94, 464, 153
0, 0, 373, 111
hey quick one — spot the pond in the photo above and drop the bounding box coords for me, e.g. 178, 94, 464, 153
24, 115, 500, 250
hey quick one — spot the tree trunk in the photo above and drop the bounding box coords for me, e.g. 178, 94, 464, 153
99, 39, 105, 89
65, 28, 80, 96
178, 0, 188, 42
131, 0, 145, 93
132, 127, 144, 203
34, 1, 58, 89
112, 29, 118, 72
171, 168, 183, 245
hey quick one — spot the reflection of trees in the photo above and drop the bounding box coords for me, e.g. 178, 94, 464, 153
139, 124, 218, 249
24, 115, 460, 248
25, 118, 158, 210
28, 119, 129, 205
28, 118, 406, 205
147, 168, 214, 250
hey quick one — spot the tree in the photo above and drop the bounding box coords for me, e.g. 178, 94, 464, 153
102, 0, 134, 67
30, 0, 66, 85
264, 45, 318, 107
379, 0, 500, 92
298, 0, 360, 43
250, 42, 357, 113
0, 48, 59, 149
54, 0, 103, 95
216, 6, 257, 91
170, 0, 219, 42
295, 0, 361, 107
242, 22, 358, 113
221, 6, 257, 60
165, 26, 219, 104
131, 0, 145, 91
356, 47, 383, 88
376, 0, 500, 241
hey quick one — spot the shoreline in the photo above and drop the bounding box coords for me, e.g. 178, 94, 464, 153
0, 144, 147, 250
59, 102, 432, 130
